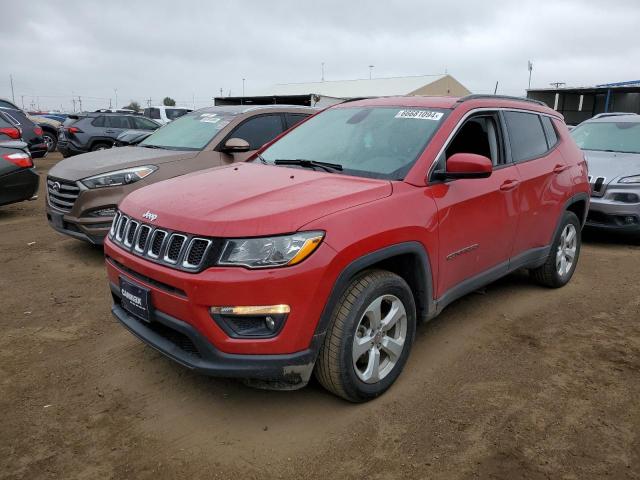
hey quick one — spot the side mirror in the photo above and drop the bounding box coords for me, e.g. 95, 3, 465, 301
223, 137, 250, 153
442, 153, 493, 179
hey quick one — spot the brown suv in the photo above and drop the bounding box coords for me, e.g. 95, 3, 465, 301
46, 105, 315, 244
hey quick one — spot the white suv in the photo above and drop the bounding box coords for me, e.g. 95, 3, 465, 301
143, 106, 192, 125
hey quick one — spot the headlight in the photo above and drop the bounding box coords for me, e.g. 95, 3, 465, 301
218, 231, 324, 268
618, 174, 640, 184
81, 165, 157, 189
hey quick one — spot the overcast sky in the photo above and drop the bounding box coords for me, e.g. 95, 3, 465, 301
2, 0, 639, 111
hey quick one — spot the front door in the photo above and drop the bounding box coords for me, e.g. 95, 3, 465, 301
430, 112, 521, 298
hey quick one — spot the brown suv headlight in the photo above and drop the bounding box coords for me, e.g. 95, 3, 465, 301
217, 231, 324, 268
81, 165, 157, 189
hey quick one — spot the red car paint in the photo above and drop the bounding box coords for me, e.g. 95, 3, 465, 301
104, 95, 589, 383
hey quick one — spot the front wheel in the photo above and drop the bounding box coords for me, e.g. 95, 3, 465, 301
530, 211, 581, 288
315, 270, 416, 402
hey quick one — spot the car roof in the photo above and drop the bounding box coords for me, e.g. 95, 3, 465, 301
334, 95, 560, 117
193, 105, 318, 115
584, 113, 640, 123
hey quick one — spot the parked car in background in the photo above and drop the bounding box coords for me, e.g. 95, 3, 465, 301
114, 129, 154, 147
143, 106, 192, 125
57, 113, 161, 157
104, 95, 589, 401
0, 140, 39, 207
46, 105, 315, 244
29, 114, 61, 153
571, 113, 640, 233
0, 104, 47, 159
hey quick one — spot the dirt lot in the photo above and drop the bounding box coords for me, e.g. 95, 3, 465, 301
1, 152, 639, 479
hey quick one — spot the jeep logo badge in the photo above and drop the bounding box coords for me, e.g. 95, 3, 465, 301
142, 210, 158, 222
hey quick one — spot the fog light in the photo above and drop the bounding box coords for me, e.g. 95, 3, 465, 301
624, 215, 635, 224
88, 207, 117, 218
209, 305, 290, 338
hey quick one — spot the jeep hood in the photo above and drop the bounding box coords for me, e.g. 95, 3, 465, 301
120, 162, 392, 237
584, 150, 640, 183
48, 146, 198, 181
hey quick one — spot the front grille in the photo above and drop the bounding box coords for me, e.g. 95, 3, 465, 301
47, 176, 81, 213
108, 209, 218, 272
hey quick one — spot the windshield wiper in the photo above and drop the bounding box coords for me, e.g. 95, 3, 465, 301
139, 144, 166, 149
274, 159, 343, 173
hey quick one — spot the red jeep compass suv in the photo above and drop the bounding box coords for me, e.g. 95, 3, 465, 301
104, 95, 589, 402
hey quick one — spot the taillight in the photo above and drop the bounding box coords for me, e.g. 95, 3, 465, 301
33, 126, 43, 136
2, 152, 33, 168
67, 126, 83, 134
0, 127, 21, 139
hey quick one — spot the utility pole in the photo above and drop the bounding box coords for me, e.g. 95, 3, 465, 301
494, 81, 499, 94
242, 78, 246, 97
9, 74, 15, 103
114, 88, 118, 109
550, 82, 566, 88
527, 61, 533, 90
72, 96, 76, 112
369, 65, 375, 80
321, 62, 325, 82
21, 95, 25, 110
147, 98, 152, 107
78, 96, 82, 111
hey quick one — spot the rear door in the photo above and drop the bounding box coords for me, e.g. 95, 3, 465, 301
504, 111, 568, 254
105, 115, 133, 138
431, 111, 521, 297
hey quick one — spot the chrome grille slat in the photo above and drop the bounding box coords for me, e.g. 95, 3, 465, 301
46, 177, 81, 213
108, 210, 216, 272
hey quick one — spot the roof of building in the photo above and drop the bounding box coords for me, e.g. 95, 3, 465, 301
257, 74, 449, 98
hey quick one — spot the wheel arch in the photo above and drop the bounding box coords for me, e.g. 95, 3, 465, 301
565, 192, 589, 227
314, 242, 435, 342
89, 137, 114, 150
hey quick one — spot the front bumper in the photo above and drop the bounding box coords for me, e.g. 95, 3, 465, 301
46, 207, 111, 244
110, 283, 320, 386
586, 192, 640, 232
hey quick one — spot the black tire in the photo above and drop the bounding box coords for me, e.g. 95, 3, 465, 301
530, 211, 581, 288
42, 132, 57, 152
90, 142, 112, 151
315, 269, 416, 402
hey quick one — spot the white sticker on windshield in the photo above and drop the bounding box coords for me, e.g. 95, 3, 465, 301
395, 110, 443, 121
200, 117, 220, 123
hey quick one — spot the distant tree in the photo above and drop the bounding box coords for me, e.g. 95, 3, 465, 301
163, 97, 176, 106
123, 101, 141, 112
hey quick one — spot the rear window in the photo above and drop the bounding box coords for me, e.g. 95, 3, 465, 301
92, 116, 106, 127
144, 108, 161, 120
504, 111, 548, 162
165, 108, 189, 120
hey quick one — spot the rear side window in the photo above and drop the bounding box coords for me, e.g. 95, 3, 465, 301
133, 117, 160, 130
92, 116, 106, 127
285, 113, 310, 129
541, 116, 558, 148
0, 112, 14, 128
106, 116, 131, 129
504, 111, 548, 162
229, 114, 284, 150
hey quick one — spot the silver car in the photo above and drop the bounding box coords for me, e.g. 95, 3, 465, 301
571, 114, 640, 233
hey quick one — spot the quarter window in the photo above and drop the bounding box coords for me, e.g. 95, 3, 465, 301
229, 114, 284, 150
92, 116, 106, 127
504, 111, 549, 162
106, 116, 131, 129
541, 116, 558, 148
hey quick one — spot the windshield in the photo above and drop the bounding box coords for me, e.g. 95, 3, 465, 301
571, 121, 640, 154
259, 106, 447, 179
140, 111, 234, 150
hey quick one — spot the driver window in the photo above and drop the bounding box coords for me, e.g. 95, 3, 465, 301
445, 115, 501, 166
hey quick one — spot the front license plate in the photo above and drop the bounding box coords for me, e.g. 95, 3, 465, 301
119, 276, 152, 322
50, 212, 64, 229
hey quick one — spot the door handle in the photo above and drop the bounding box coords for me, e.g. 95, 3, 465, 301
500, 179, 520, 191
105, 130, 115, 133
553, 164, 569, 174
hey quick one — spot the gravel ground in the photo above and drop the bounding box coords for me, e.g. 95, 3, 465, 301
1, 153, 639, 479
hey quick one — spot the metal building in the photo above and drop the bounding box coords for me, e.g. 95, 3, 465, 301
215, 74, 471, 107
527, 80, 640, 125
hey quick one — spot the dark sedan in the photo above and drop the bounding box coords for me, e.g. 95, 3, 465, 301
0, 141, 39, 207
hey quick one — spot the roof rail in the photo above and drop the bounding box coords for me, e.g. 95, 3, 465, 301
456, 94, 547, 107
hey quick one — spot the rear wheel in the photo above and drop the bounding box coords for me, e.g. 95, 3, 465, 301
530, 211, 581, 288
91, 142, 112, 151
315, 270, 416, 402
42, 132, 57, 152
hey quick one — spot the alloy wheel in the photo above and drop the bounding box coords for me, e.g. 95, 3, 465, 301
556, 223, 577, 277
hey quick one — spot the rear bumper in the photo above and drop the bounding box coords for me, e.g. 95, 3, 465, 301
110, 283, 319, 387
0, 169, 39, 206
